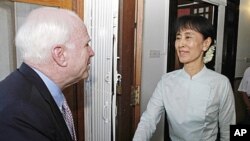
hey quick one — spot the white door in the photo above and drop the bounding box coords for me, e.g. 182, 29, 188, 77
84, 0, 119, 141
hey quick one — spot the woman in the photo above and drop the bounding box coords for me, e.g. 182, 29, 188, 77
133, 15, 235, 141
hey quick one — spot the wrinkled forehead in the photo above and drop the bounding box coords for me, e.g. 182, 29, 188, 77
70, 24, 90, 45
63, 12, 90, 43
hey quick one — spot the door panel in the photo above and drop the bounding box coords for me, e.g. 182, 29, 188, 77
117, 0, 143, 140
117, 0, 135, 140
83, 0, 118, 140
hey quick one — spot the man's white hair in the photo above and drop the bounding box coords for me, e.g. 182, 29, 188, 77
15, 7, 80, 64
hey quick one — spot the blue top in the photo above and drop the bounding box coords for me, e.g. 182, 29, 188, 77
32, 68, 64, 111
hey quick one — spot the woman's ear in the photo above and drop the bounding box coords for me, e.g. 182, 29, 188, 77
51, 45, 67, 67
202, 37, 212, 51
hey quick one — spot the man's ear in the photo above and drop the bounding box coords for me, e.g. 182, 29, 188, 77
51, 45, 67, 67
202, 37, 212, 51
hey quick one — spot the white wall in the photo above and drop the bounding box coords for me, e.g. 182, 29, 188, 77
0, 1, 15, 81
235, 0, 250, 77
141, 0, 169, 141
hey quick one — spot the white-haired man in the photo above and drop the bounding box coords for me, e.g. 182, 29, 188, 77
0, 7, 94, 141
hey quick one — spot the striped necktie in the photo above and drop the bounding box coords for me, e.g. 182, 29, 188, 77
62, 99, 77, 141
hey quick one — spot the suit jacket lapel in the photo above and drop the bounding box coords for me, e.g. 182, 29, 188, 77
18, 63, 72, 140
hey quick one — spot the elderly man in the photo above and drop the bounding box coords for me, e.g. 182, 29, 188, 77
0, 7, 94, 141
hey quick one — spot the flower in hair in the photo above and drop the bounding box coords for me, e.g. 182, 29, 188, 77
203, 44, 215, 63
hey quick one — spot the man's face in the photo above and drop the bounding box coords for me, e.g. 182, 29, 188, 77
68, 25, 94, 82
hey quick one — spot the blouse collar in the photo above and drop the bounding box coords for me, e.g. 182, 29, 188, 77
181, 65, 207, 80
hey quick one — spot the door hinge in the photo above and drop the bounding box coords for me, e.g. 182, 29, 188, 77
130, 85, 140, 106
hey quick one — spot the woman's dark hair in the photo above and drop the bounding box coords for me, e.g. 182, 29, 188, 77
175, 15, 215, 45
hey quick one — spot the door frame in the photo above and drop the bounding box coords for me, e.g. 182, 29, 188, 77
221, 0, 240, 88
117, 0, 143, 140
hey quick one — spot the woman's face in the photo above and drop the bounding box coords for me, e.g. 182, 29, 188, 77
175, 28, 209, 65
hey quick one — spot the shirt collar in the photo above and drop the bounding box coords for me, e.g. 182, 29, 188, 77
181, 65, 207, 80
32, 68, 64, 110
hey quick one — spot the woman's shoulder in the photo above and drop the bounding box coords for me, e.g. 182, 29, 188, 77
205, 68, 229, 82
161, 69, 182, 79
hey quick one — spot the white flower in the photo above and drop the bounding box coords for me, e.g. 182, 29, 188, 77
203, 45, 215, 63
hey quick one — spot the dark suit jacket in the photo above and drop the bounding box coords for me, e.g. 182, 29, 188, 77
0, 63, 73, 141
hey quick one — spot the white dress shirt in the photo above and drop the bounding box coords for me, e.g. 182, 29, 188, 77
238, 67, 250, 96
133, 66, 235, 141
